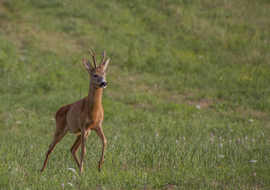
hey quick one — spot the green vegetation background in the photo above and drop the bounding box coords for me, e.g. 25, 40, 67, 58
0, 0, 269, 189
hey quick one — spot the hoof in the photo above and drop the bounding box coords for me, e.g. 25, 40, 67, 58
98, 162, 102, 172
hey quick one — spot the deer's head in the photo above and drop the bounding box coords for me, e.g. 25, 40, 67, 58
83, 49, 110, 89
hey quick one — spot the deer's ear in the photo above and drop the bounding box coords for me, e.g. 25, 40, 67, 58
100, 57, 110, 71
83, 58, 93, 71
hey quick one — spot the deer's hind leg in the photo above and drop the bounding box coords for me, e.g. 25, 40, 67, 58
70, 131, 91, 172
40, 126, 68, 172
70, 135, 81, 169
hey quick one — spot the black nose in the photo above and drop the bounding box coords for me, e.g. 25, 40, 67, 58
101, 81, 107, 86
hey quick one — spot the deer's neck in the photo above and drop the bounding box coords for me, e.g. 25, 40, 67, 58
86, 84, 103, 110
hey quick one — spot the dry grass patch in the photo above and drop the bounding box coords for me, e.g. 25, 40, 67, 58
1, 19, 82, 57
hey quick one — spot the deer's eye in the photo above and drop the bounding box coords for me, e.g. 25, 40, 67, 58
93, 75, 98, 77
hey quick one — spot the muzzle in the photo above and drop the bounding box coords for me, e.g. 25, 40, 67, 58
100, 81, 107, 88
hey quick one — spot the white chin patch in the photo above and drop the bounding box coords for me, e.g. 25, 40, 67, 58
101, 85, 106, 89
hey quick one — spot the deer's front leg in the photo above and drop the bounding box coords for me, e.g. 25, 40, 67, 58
94, 126, 107, 172
80, 126, 87, 174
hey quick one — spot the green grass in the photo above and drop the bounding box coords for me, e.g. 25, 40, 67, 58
0, 0, 270, 189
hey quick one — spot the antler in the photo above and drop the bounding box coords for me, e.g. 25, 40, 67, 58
100, 50, 106, 67
88, 49, 97, 68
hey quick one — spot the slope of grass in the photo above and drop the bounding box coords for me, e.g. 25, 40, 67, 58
0, 0, 270, 189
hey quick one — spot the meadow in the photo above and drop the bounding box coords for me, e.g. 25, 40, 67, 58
0, 0, 270, 189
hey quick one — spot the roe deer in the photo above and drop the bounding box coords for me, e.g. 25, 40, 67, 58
40, 49, 110, 174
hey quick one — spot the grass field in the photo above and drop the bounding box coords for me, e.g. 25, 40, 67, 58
0, 0, 270, 189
